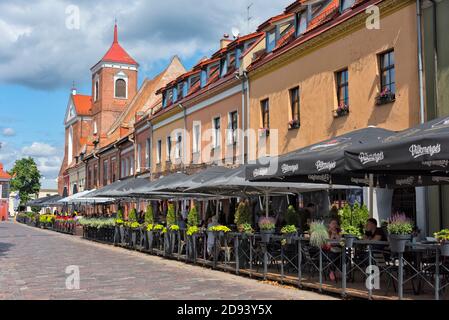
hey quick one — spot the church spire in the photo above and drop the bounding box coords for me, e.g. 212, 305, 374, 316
113, 20, 118, 44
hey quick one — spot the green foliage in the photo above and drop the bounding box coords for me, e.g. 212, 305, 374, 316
153, 224, 164, 232
39, 214, 55, 224
166, 203, 176, 227
169, 225, 180, 232
259, 217, 275, 231
234, 201, 251, 227
338, 202, 369, 237
78, 218, 116, 229
208, 225, 231, 233
281, 225, 298, 234
435, 229, 449, 243
285, 205, 299, 226
9, 158, 42, 205
128, 208, 137, 223
187, 226, 200, 236
240, 223, 254, 235
145, 205, 154, 225
387, 214, 413, 235
309, 221, 328, 248
187, 205, 199, 227
116, 209, 124, 221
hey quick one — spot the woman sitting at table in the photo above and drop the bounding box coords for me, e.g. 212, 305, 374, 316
325, 218, 342, 282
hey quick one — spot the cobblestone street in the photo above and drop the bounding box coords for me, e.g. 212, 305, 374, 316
0, 221, 336, 300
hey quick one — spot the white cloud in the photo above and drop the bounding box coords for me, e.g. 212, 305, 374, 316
22, 142, 58, 157
2, 127, 16, 137
0, 0, 292, 89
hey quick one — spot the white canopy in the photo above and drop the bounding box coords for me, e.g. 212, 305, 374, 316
58, 190, 115, 204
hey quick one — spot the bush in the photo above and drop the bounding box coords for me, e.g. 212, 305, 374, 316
234, 201, 251, 227
145, 205, 154, 225
338, 202, 368, 237
281, 225, 298, 234
387, 214, 413, 235
166, 203, 176, 227
128, 208, 137, 223
187, 205, 199, 227
310, 221, 328, 248
284, 205, 299, 226
116, 208, 124, 221
435, 229, 449, 243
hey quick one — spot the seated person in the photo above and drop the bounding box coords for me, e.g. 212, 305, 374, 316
326, 218, 342, 282
363, 218, 388, 242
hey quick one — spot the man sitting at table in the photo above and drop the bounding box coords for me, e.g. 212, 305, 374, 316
363, 218, 388, 242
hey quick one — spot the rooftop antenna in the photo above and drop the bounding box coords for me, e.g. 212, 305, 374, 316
246, 2, 254, 34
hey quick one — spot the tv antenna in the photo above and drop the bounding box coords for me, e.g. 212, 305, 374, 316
231, 27, 240, 39
246, 2, 254, 34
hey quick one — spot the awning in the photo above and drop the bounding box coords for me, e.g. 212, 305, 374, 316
27, 195, 62, 207
58, 190, 115, 204
188, 166, 359, 196
246, 127, 395, 186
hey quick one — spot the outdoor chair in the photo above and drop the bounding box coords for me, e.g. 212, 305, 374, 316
371, 250, 398, 295
301, 245, 321, 279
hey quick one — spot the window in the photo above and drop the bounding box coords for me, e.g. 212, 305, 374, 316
93, 164, 98, 187
157, 140, 162, 164
235, 47, 242, 68
115, 79, 127, 98
380, 50, 395, 94
103, 160, 109, 186
175, 133, 182, 159
94, 79, 99, 102
146, 138, 151, 168
290, 87, 300, 124
220, 57, 228, 77
182, 81, 189, 97
261, 99, 270, 129
137, 144, 141, 172
111, 157, 117, 182
173, 86, 178, 102
193, 123, 201, 154
228, 111, 238, 145
295, 11, 308, 36
87, 166, 92, 189
200, 69, 207, 88
336, 69, 349, 107
166, 136, 172, 162
129, 156, 134, 175
213, 117, 221, 149
162, 92, 167, 108
266, 29, 276, 53
121, 159, 126, 178
340, 0, 355, 12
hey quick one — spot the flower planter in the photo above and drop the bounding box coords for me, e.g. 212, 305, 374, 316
376, 92, 395, 106
131, 230, 138, 248
260, 230, 274, 243
283, 233, 296, 245
344, 235, 358, 248
440, 242, 449, 257
146, 231, 154, 251
389, 234, 411, 253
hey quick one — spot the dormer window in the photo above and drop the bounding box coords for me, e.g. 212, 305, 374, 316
182, 81, 189, 97
220, 57, 228, 77
266, 28, 276, 53
340, 0, 355, 12
295, 11, 308, 36
200, 69, 207, 88
162, 91, 167, 108
235, 47, 243, 68
173, 86, 178, 102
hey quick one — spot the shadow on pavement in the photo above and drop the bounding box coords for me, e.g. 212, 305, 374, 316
0, 242, 14, 257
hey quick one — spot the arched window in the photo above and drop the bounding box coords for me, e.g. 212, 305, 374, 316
68, 126, 73, 165
115, 79, 127, 98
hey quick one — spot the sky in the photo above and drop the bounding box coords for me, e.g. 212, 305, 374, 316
0, 0, 293, 189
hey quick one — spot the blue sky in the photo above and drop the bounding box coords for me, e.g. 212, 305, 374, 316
0, 0, 292, 189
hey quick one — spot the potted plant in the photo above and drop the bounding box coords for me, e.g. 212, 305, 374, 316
208, 225, 231, 238
309, 221, 329, 248
240, 223, 254, 240
334, 103, 349, 118
387, 214, 413, 253
341, 225, 361, 248
259, 217, 276, 243
115, 209, 125, 244
281, 225, 298, 245
434, 229, 449, 257
144, 204, 154, 249
187, 205, 199, 230
235, 201, 251, 233
376, 87, 395, 105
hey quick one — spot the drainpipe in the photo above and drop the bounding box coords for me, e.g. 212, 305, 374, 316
244, 72, 250, 164
128, 135, 137, 177
179, 103, 187, 173
429, 0, 439, 117
417, 0, 426, 124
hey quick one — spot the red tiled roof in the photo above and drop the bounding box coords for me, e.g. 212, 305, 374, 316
100, 24, 138, 66
257, 13, 294, 32
72, 94, 92, 116
0, 163, 11, 180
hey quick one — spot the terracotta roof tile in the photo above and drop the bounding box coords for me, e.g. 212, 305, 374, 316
99, 24, 138, 66
72, 94, 92, 116
0, 163, 11, 180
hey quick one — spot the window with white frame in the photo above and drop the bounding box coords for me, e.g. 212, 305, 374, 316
193, 123, 201, 154
266, 29, 276, 53
157, 140, 162, 164
175, 133, 182, 160
94, 75, 100, 102
166, 136, 172, 162
340, 0, 355, 12
114, 72, 128, 99
129, 156, 134, 175
213, 117, 221, 149
146, 138, 151, 168
295, 11, 308, 36
228, 111, 238, 145
137, 144, 141, 172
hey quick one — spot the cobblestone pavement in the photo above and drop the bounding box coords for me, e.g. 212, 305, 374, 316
0, 221, 337, 300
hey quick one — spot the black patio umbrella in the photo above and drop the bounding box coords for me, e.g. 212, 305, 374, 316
89, 177, 136, 198
345, 116, 449, 177
100, 175, 153, 198
246, 127, 394, 186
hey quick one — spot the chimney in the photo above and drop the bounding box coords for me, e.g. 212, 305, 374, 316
220, 34, 232, 49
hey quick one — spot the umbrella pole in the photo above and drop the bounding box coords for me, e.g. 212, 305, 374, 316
265, 191, 269, 218
216, 198, 219, 218
369, 174, 374, 219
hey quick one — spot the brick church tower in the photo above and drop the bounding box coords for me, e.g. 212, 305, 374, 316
90, 23, 139, 138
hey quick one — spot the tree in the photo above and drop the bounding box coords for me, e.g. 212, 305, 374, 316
9, 158, 41, 205
284, 205, 299, 226
128, 208, 137, 222
166, 203, 176, 227
234, 201, 251, 227
144, 204, 154, 225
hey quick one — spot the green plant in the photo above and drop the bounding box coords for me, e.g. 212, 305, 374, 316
338, 202, 368, 238
435, 229, 449, 243
309, 221, 329, 248
147, 224, 154, 231
240, 223, 254, 235
187, 205, 199, 227
128, 208, 137, 223
187, 226, 200, 236
166, 203, 176, 227
130, 222, 141, 230
144, 205, 154, 225
342, 225, 362, 238
115, 219, 124, 226
153, 224, 164, 232
387, 214, 413, 235
169, 225, 180, 232
208, 225, 231, 233
235, 201, 251, 227
258, 217, 275, 231
285, 205, 299, 226
117, 209, 124, 221
281, 225, 298, 235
